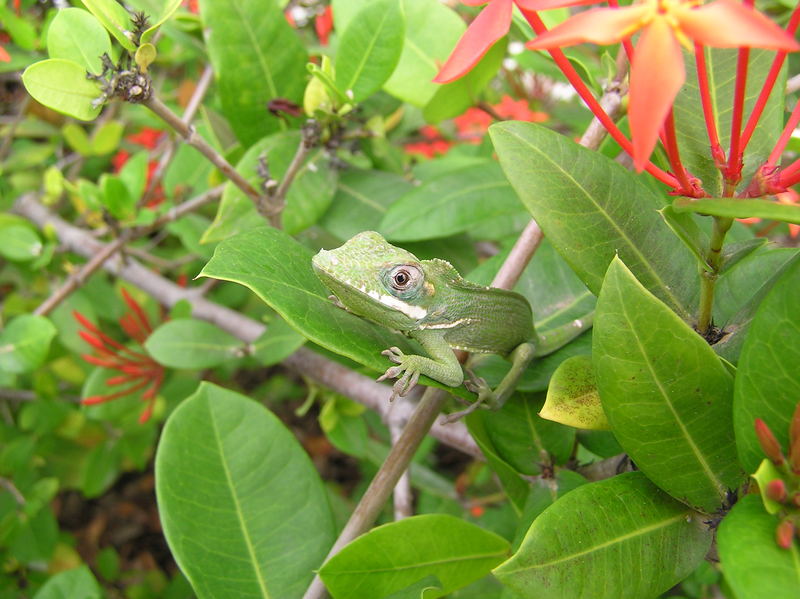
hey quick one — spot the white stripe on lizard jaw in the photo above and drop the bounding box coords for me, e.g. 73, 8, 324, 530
377, 294, 427, 320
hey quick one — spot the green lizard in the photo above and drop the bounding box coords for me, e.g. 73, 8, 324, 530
312, 231, 588, 415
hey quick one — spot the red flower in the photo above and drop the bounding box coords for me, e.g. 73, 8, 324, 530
74, 289, 165, 423
111, 150, 131, 173
0, 45, 10, 63
525, 0, 800, 170
404, 125, 453, 158
315, 5, 334, 46
182, 0, 199, 13
127, 127, 164, 150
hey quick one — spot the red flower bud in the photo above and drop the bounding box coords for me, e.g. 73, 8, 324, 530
776, 519, 795, 550
793, 492, 800, 508
765, 479, 788, 504
755, 418, 785, 466
790, 401, 800, 454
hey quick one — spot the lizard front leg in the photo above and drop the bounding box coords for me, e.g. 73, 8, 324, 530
376, 330, 463, 401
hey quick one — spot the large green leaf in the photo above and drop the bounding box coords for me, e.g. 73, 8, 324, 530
22, 59, 102, 122
32, 565, 103, 599
378, 161, 524, 242
673, 196, 800, 224
319, 168, 413, 240
674, 48, 785, 195
479, 393, 575, 476
198, 0, 307, 146
155, 383, 335, 598
80, 0, 137, 52
0, 315, 57, 374
0, 224, 42, 262
145, 319, 245, 369
490, 121, 697, 319
46, 8, 111, 73
335, 0, 405, 102
718, 494, 800, 599
593, 258, 742, 512
733, 258, 800, 473
202, 131, 337, 242
200, 227, 463, 395
319, 514, 510, 599
494, 472, 711, 598
382, 0, 465, 107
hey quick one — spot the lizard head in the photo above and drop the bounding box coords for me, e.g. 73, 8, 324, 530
312, 231, 434, 330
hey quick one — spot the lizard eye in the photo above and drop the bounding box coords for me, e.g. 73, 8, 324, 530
386, 264, 422, 292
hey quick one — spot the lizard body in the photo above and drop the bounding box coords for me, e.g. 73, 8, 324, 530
312, 231, 539, 412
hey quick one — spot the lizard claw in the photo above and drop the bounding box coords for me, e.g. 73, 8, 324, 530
381, 347, 405, 364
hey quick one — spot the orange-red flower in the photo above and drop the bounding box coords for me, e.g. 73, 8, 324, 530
526, 0, 800, 170
74, 289, 165, 423
315, 5, 334, 46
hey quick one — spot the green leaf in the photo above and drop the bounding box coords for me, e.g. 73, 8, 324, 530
198, 0, 307, 146
378, 161, 523, 242
733, 258, 800, 473
155, 382, 335, 598
62, 123, 93, 156
80, 0, 137, 52
478, 393, 575, 476
90, 121, 123, 155
145, 319, 245, 369
423, 39, 505, 123
200, 227, 437, 386
466, 413, 530, 514
46, 8, 111, 73
0, 224, 42, 262
382, 0, 465, 107
675, 48, 784, 195
22, 59, 102, 122
252, 317, 306, 366
319, 168, 413, 240
99, 174, 133, 220
674, 196, 800, 224
0, 315, 57, 374
718, 494, 800, 599
494, 472, 711, 598
540, 355, 609, 430
32, 565, 103, 599
138, 0, 182, 44
593, 257, 743, 512
319, 514, 509, 599
490, 121, 697, 319
335, 0, 405, 103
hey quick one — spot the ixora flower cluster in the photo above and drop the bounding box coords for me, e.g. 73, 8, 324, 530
436, 0, 800, 198
754, 407, 800, 550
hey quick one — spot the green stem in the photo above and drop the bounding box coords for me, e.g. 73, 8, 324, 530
696, 216, 733, 334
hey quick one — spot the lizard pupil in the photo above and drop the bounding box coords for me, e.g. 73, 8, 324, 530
394, 271, 409, 287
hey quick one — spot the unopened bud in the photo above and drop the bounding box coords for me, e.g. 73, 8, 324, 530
791, 436, 800, 475
791, 402, 800, 459
755, 418, 785, 466
776, 519, 795, 550
765, 479, 788, 504
793, 492, 800, 509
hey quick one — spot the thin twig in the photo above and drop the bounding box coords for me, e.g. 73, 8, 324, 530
29, 185, 223, 317
388, 401, 414, 520
143, 65, 215, 204
13, 194, 481, 460
0, 477, 25, 506
0, 96, 29, 163
144, 95, 266, 214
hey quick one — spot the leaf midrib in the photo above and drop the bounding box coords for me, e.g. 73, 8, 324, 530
502, 126, 688, 318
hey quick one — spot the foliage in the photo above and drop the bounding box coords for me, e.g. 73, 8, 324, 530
2, 0, 800, 597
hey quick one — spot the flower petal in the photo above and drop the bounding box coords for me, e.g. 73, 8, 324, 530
628, 17, 685, 171
434, 0, 513, 83
516, 0, 600, 10
526, 5, 651, 49
678, 0, 800, 51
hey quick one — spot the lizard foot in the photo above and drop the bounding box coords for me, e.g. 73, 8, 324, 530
376, 348, 421, 401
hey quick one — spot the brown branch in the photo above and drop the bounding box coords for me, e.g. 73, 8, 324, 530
143, 95, 268, 217
14, 194, 481, 461
28, 185, 223, 317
